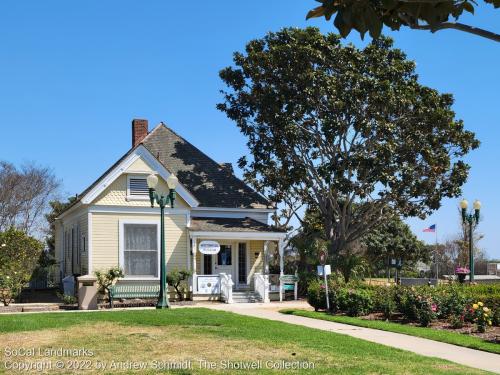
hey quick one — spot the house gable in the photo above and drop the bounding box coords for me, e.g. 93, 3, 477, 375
80, 145, 199, 208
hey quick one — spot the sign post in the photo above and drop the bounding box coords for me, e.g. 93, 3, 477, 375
318, 250, 330, 311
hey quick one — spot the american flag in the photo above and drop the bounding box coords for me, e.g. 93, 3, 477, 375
423, 224, 436, 233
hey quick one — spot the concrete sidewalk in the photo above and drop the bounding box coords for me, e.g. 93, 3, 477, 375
203, 301, 500, 374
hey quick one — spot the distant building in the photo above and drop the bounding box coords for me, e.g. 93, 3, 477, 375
487, 262, 500, 276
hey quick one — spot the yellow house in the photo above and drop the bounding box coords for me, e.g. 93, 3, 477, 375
55, 119, 287, 303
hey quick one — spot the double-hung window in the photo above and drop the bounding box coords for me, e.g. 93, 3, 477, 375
120, 221, 159, 278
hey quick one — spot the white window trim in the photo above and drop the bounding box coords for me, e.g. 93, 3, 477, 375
126, 174, 151, 201
119, 219, 161, 280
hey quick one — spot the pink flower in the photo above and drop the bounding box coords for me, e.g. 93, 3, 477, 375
455, 266, 470, 274
431, 304, 437, 312
320, 285, 325, 289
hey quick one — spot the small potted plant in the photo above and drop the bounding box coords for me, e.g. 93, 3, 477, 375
455, 266, 470, 284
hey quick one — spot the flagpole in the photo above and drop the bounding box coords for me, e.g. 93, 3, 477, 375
435, 225, 439, 282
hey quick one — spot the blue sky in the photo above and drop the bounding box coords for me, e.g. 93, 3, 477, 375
0, 1, 498, 257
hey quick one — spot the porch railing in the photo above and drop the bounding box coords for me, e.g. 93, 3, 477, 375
219, 273, 234, 304
254, 273, 270, 303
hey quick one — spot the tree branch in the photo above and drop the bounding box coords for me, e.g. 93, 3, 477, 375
410, 21, 500, 42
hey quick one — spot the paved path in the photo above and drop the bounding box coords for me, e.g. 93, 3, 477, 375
202, 301, 500, 374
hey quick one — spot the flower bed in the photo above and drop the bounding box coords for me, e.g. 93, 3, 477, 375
307, 279, 500, 336
362, 311, 499, 343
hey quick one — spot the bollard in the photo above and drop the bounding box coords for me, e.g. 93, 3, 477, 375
77, 275, 98, 310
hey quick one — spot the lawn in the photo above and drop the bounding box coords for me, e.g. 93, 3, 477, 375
280, 309, 500, 355
0, 308, 490, 374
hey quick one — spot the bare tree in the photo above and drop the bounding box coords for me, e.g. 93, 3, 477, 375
0, 161, 60, 237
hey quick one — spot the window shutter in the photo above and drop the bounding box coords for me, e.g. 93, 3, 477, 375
129, 177, 149, 196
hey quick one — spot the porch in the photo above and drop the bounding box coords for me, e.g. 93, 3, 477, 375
188, 217, 293, 303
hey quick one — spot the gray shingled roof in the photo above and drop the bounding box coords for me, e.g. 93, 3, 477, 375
60, 123, 271, 215
142, 124, 270, 208
190, 217, 285, 233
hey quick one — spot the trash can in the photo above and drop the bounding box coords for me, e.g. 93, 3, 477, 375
77, 275, 98, 310
62, 275, 75, 296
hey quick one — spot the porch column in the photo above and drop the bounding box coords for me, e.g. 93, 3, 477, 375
191, 236, 197, 294
278, 239, 284, 302
263, 240, 270, 275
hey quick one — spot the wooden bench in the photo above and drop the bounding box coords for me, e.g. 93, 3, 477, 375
109, 284, 160, 308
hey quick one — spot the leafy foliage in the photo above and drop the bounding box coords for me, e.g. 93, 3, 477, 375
166, 268, 192, 301
307, 280, 500, 330
45, 198, 76, 255
472, 301, 493, 332
363, 215, 428, 272
306, 0, 500, 42
0, 228, 44, 305
94, 267, 124, 298
373, 286, 397, 319
337, 287, 374, 316
293, 206, 429, 281
56, 291, 77, 305
219, 28, 479, 258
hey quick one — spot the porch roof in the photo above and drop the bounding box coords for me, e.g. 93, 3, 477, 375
190, 217, 285, 233
189, 217, 286, 240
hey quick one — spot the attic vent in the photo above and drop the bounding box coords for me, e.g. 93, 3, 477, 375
128, 177, 149, 196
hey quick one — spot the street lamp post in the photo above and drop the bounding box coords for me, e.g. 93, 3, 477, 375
147, 173, 179, 309
460, 199, 481, 284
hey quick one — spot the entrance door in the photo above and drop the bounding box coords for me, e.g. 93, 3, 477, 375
214, 244, 233, 276
237, 243, 248, 286
203, 254, 213, 274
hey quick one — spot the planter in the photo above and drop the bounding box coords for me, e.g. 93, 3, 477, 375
457, 273, 467, 284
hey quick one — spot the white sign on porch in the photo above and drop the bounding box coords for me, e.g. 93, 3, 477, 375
199, 240, 220, 255
197, 276, 220, 294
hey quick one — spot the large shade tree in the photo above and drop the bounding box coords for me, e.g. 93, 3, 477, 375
292, 206, 427, 281
307, 0, 500, 42
218, 28, 479, 259
363, 215, 428, 273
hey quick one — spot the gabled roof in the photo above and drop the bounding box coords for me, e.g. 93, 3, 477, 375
59, 123, 271, 216
141, 124, 270, 209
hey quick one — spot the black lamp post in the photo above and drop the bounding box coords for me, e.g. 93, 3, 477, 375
147, 172, 178, 309
460, 199, 481, 284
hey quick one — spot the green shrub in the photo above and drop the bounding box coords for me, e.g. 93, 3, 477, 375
491, 307, 500, 327
0, 229, 44, 306
433, 284, 468, 319
166, 268, 192, 301
307, 279, 326, 311
94, 267, 124, 299
337, 287, 373, 317
373, 286, 397, 319
472, 301, 493, 333
395, 287, 419, 321
448, 313, 465, 329
415, 294, 437, 327
56, 291, 77, 305
306, 278, 340, 312
309, 281, 500, 325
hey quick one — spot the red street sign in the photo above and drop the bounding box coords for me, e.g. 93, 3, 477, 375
319, 250, 327, 265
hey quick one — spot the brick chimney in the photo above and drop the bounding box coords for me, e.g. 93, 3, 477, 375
132, 119, 148, 147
